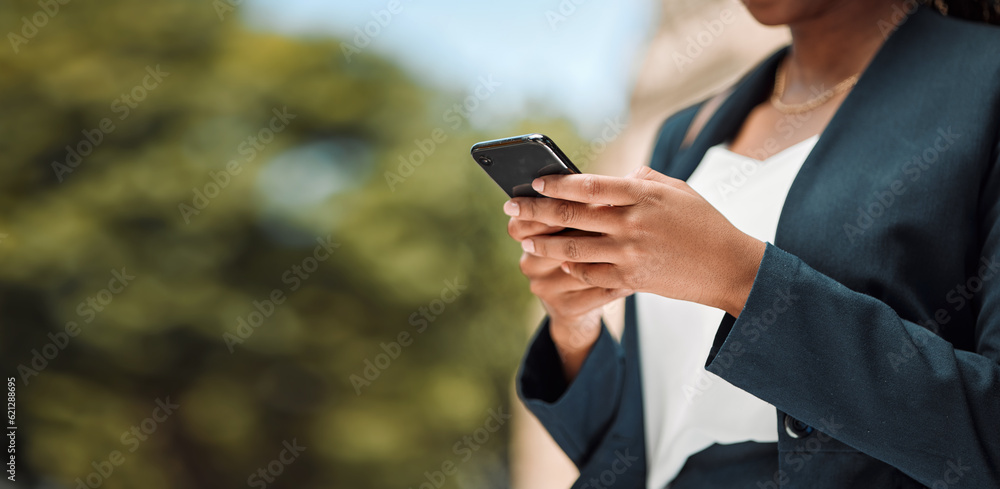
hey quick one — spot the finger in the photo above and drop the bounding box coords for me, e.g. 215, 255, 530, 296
527, 268, 594, 296
561, 262, 626, 290
549, 287, 634, 317
523, 234, 619, 263
508, 217, 564, 241
628, 166, 699, 196
520, 254, 596, 292
508, 197, 622, 232
531, 174, 654, 206
518, 252, 565, 277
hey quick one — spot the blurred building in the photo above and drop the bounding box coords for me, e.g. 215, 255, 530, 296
510, 1, 788, 487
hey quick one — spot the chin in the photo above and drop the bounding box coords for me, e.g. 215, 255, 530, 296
740, 0, 820, 26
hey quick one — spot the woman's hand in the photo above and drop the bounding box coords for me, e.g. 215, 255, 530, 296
506, 219, 633, 381
504, 167, 766, 318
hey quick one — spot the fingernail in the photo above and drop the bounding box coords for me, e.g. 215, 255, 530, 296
531, 178, 544, 192
560, 262, 570, 274
521, 239, 535, 253
503, 200, 519, 217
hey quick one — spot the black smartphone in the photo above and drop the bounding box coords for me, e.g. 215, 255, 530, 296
470, 133, 581, 198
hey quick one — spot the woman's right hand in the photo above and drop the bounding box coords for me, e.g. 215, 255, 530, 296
506, 201, 633, 381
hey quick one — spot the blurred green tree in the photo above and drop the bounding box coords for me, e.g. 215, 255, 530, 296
0, 1, 586, 488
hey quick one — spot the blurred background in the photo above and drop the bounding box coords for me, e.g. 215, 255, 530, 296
0, 1, 785, 488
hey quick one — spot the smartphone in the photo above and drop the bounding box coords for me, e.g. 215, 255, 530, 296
470, 133, 581, 198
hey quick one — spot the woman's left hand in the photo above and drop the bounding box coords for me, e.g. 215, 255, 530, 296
502, 166, 766, 317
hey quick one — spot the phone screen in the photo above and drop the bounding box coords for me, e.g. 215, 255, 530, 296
471, 134, 580, 198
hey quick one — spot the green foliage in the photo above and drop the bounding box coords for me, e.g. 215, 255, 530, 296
0, 1, 586, 487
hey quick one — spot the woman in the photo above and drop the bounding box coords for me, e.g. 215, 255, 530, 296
507, 0, 1000, 487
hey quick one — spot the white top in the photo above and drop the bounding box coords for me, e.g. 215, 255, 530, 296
638, 135, 820, 488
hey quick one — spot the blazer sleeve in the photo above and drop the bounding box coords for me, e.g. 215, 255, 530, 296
705, 141, 1000, 486
516, 318, 626, 466
514, 103, 704, 468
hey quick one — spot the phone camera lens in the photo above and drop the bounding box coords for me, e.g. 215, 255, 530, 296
477, 155, 493, 167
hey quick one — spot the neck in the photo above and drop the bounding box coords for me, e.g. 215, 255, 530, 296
783, 0, 912, 97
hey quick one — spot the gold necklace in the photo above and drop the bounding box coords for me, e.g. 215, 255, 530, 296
770, 62, 860, 115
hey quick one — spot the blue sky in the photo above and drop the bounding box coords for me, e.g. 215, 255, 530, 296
244, 0, 659, 136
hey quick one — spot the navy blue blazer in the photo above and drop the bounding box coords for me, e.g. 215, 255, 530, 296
517, 7, 1000, 488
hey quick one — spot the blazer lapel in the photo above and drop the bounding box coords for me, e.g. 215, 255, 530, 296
772, 6, 935, 259
666, 48, 788, 182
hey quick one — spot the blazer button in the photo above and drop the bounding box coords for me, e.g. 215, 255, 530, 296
784, 414, 814, 439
